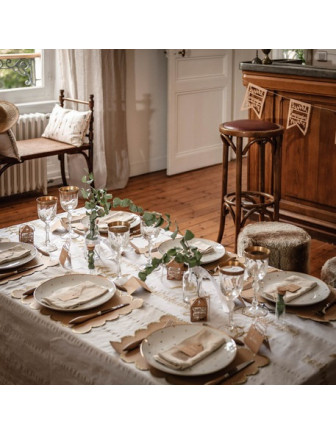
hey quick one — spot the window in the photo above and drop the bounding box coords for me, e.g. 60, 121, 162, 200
0, 49, 42, 90
0, 49, 56, 112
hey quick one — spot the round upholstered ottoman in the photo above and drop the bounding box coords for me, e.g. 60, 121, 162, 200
321, 257, 336, 287
237, 222, 311, 273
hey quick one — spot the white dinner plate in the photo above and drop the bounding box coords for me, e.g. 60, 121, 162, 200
158, 238, 225, 265
82, 211, 140, 233
34, 273, 116, 312
140, 324, 237, 376
262, 271, 330, 306
0, 242, 37, 271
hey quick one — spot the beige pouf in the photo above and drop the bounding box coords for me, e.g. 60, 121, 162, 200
237, 222, 311, 273
321, 257, 336, 287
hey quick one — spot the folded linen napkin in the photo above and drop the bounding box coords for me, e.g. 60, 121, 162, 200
153, 328, 227, 370
190, 240, 214, 255
42, 281, 109, 309
98, 212, 136, 228
0, 245, 31, 265
263, 275, 317, 303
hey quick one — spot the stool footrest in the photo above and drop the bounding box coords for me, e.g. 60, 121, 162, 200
224, 191, 275, 209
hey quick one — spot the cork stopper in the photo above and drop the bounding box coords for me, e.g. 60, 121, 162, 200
87, 244, 95, 251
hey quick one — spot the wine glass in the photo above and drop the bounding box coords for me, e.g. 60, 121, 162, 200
36, 196, 58, 252
108, 221, 130, 279
219, 259, 245, 335
59, 186, 79, 239
242, 246, 270, 318
140, 214, 161, 266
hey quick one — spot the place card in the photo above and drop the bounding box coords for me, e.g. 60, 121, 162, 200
117, 276, 152, 294
244, 321, 270, 354
190, 297, 208, 322
278, 283, 301, 293
59, 241, 71, 269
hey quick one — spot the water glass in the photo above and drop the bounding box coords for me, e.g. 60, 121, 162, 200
242, 246, 270, 318
36, 196, 58, 252
140, 214, 161, 266
59, 186, 79, 239
108, 221, 130, 278
219, 259, 245, 334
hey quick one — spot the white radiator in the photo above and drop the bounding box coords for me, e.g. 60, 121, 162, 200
0, 113, 50, 197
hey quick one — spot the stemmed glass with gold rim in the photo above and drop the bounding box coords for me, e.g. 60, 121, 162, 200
59, 186, 79, 239
219, 259, 245, 335
242, 246, 270, 318
36, 196, 58, 252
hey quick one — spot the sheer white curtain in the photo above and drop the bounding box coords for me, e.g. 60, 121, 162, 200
56, 49, 129, 189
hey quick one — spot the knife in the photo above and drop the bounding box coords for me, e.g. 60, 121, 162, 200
0, 263, 43, 282
205, 359, 254, 385
69, 303, 130, 325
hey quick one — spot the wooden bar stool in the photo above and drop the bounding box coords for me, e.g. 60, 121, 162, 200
217, 119, 284, 252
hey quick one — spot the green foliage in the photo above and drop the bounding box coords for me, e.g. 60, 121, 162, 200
138, 229, 203, 281
81, 174, 112, 225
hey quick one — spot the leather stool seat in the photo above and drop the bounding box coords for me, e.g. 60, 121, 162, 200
222, 119, 282, 133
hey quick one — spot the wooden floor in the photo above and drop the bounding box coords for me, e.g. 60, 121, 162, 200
0, 161, 335, 278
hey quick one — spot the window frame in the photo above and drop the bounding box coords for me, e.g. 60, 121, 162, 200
0, 49, 57, 112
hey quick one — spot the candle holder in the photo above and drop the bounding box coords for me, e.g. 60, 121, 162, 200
262, 49, 272, 64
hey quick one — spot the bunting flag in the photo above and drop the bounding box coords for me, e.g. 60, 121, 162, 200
286, 98, 312, 136
241, 83, 268, 119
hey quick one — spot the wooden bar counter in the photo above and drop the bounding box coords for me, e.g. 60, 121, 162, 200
240, 62, 336, 243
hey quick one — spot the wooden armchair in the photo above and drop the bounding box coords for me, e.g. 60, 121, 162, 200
0, 89, 94, 187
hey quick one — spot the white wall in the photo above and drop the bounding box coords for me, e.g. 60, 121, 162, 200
126, 49, 167, 177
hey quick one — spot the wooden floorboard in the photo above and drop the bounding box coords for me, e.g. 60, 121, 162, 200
0, 160, 335, 278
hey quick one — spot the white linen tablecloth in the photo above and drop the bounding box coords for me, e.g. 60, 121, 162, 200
0, 209, 336, 385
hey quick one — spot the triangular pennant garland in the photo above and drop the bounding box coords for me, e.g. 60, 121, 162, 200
241, 83, 268, 119
286, 98, 312, 136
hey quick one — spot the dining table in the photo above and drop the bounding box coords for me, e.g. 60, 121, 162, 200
0, 207, 336, 385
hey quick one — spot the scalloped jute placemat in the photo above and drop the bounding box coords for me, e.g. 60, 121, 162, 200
111, 315, 269, 385
11, 288, 143, 334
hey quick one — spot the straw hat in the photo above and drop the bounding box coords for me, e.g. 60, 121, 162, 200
0, 101, 19, 133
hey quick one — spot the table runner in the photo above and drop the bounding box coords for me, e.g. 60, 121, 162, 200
1, 208, 336, 384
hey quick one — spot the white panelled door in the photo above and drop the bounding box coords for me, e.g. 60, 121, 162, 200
166, 49, 233, 175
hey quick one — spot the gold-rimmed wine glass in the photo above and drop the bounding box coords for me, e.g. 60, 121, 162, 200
140, 213, 161, 266
242, 246, 270, 318
108, 221, 130, 279
59, 186, 79, 239
219, 259, 245, 335
36, 196, 58, 252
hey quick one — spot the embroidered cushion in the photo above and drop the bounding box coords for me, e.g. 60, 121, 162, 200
42, 104, 91, 147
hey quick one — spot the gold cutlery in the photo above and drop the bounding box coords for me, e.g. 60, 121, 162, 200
315, 298, 336, 317
69, 303, 130, 325
0, 263, 43, 282
34, 244, 50, 256
205, 360, 254, 385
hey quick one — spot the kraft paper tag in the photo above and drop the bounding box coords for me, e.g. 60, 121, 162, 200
244, 323, 269, 354
118, 276, 152, 294
177, 343, 204, 358
59, 243, 71, 268
167, 260, 184, 281
190, 297, 208, 322
278, 283, 301, 293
